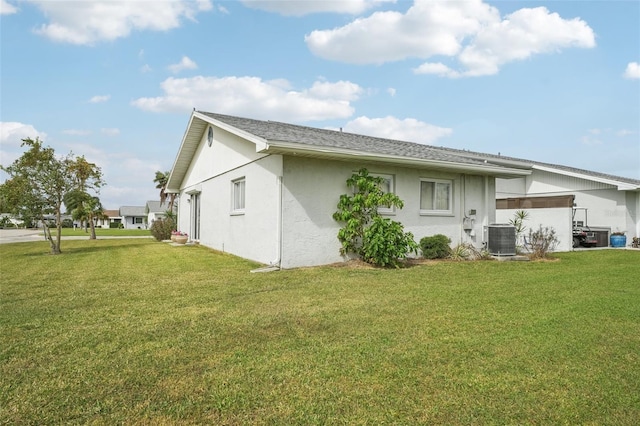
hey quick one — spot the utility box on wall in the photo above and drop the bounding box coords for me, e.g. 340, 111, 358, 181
487, 224, 516, 256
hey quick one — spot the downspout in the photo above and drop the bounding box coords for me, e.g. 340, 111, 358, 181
251, 174, 282, 273
460, 174, 465, 244
483, 175, 489, 247
272, 174, 283, 268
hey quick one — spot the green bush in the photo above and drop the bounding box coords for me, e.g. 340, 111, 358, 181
149, 217, 175, 241
361, 216, 418, 267
420, 234, 452, 259
109, 222, 120, 229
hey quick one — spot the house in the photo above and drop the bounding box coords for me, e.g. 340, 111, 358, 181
119, 206, 147, 229
433, 149, 640, 251
166, 111, 530, 269
146, 200, 176, 226
96, 209, 122, 229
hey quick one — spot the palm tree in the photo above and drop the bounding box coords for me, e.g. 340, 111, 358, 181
64, 190, 104, 239
153, 170, 176, 210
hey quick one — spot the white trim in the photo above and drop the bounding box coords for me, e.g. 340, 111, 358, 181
419, 177, 454, 216
533, 165, 639, 191
231, 177, 246, 215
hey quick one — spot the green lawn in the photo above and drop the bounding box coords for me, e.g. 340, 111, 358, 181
46, 228, 151, 237
1, 240, 638, 424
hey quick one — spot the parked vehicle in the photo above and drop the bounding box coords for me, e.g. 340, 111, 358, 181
572, 208, 597, 248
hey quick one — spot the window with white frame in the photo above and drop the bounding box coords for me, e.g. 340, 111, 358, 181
377, 174, 395, 214
420, 178, 453, 215
231, 177, 245, 214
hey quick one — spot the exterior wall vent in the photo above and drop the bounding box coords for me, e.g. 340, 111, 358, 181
487, 224, 516, 256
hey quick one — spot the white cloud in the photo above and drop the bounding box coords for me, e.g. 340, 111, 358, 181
616, 129, 635, 137
100, 127, 120, 136
0, 122, 48, 171
168, 56, 198, 74
29, 0, 213, 45
89, 95, 110, 103
623, 62, 640, 79
0, 122, 47, 146
140, 64, 152, 73
307, 0, 595, 77
131, 76, 364, 122
63, 129, 92, 136
342, 116, 452, 144
387, 87, 396, 97
1, 0, 17, 15
240, 0, 394, 16
101, 128, 120, 136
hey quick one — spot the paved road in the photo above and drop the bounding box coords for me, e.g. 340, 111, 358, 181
0, 229, 152, 244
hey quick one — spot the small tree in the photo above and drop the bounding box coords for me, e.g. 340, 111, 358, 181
0, 138, 75, 254
509, 209, 529, 251
527, 225, 559, 259
333, 168, 417, 267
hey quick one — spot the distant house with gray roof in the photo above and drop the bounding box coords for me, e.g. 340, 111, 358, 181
119, 206, 147, 229
146, 200, 176, 227
166, 111, 532, 268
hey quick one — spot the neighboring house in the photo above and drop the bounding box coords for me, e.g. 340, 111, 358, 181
146, 200, 176, 226
119, 206, 147, 229
96, 209, 122, 229
166, 111, 530, 269
434, 149, 640, 251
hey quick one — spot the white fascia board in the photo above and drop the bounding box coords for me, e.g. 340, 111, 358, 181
166, 112, 270, 193
262, 141, 531, 177
533, 164, 639, 191
166, 113, 199, 193
192, 112, 269, 151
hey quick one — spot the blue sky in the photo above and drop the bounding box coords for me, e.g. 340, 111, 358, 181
1, 0, 638, 209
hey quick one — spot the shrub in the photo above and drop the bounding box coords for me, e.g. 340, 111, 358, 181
527, 225, 559, 259
333, 168, 416, 267
420, 234, 451, 259
449, 243, 494, 261
150, 217, 175, 241
361, 216, 418, 267
62, 219, 74, 228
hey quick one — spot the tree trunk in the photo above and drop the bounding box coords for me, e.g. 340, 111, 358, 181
89, 216, 97, 240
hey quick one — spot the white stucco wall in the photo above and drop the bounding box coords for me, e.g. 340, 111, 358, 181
497, 170, 639, 239
280, 157, 497, 269
496, 207, 573, 252
177, 125, 283, 266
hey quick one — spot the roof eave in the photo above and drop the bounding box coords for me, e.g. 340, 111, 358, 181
533, 165, 640, 190
166, 111, 269, 193
261, 142, 530, 177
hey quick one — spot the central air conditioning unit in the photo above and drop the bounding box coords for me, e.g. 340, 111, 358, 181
487, 224, 516, 256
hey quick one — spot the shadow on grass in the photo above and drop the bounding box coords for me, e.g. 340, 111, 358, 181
20, 239, 159, 258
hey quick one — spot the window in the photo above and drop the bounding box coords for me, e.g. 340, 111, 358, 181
232, 177, 245, 214
374, 173, 395, 215
134, 217, 143, 224
420, 179, 453, 215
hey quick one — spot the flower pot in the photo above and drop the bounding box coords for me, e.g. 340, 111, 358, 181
174, 235, 188, 245
170, 235, 177, 242
610, 234, 626, 248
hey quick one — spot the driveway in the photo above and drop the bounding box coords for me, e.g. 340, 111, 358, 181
0, 229, 152, 244
0, 229, 45, 244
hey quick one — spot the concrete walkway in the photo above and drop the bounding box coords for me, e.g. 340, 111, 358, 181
0, 229, 152, 244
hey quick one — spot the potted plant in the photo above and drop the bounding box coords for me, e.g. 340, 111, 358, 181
171, 230, 188, 244
610, 231, 626, 248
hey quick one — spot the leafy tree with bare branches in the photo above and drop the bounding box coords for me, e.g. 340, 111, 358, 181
0, 138, 75, 254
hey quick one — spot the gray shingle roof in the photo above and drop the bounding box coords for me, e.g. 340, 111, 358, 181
199, 111, 488, 167
120, 206, 146, 216
433, 146, 640, 187
200, 112, 639, 188
146, 200, 175, 213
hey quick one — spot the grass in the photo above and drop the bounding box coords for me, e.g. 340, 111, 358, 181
1, 240, 639, 424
